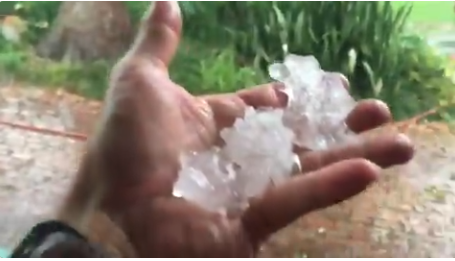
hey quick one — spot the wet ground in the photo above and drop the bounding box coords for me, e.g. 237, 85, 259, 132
261, 123, 455, 257
1, 86, 455, 257
0, 86, 99, 249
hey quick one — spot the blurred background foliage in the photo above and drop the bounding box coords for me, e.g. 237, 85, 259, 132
0, 1, 454, 120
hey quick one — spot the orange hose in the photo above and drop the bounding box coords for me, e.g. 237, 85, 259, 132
0, 106, 450, 142
0, 120, 88, 141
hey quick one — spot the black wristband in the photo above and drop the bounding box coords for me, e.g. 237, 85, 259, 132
10, 220, 110, 258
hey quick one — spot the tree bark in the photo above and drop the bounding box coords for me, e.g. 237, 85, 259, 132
36, 1, 133, 62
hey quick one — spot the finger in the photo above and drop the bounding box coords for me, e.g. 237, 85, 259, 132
202, 82, 287, 130
228, 74, 348, 126
204, 73, 348, 138
131, 1, 182, 68
242, 159, 379, 242
321, 73, 390, 133
299, 133, 414, 173
237, 73, 348, 108
236, 82, 288, 109
237, 72, 349, 107
346, 99, 392, 133
204, 73, 347, 129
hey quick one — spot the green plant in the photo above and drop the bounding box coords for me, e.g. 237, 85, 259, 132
197, 1, 455, 119
0, 2, 266, 99
0, 38, 264, 100
1, 1, 454, 122
0, 49, 111, 99
369, 33, 455, 119
198, 49, 263, 93
171, 41, 265, 95
12, 1, 60, 44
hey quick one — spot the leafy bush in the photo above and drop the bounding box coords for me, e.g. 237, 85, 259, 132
10, 2, 60, 44
188, 1, 455, 119
0, 49, 111, 99
0, 2, 265, 99
0, 39, 264, 99
371, 34, 455, 119
1, 1, 454, 121
170, 41, 265, 94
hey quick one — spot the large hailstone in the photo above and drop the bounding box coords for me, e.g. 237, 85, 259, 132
173, 54, 358, 213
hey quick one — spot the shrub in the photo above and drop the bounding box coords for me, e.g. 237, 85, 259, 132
1, 1, 455, 121
196, 1, 455, 119
170, 41, 265, 94
0, 49, 111, 99
370, 34, 455, 119
0, 38, 264, 99
0, 1, 264, 100
9, 1, 60, 44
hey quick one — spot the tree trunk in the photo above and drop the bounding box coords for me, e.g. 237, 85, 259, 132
36, 1, 133, 62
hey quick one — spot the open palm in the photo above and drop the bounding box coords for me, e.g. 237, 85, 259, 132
59, 2, 414, 257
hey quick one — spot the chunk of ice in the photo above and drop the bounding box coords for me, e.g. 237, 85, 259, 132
272, 55, 357, 150
173, 54, 358, 213
173, 149, 240, 213
221, 107, 295, 198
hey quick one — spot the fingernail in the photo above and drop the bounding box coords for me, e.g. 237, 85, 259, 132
157, 1, 180, 20
338, 73, 350, 90
395, 133, 415, 162
150, 1, 181, 26
374, 100, 389, 112
273, 82, 289, 106
169, 1, 181, 18
370, 161, 382, 176
328, 72, 350, 90
396, 133, 412, 146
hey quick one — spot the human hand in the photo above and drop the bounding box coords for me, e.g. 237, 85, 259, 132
60, 1, 414, 257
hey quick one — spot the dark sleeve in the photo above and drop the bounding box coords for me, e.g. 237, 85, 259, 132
10, 220, 110, 258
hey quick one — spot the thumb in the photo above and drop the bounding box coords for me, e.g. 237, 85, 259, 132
131, 1, 182, 68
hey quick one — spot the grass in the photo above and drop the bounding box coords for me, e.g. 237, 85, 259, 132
392, 1, 455, 23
